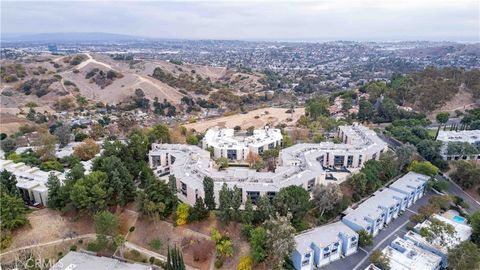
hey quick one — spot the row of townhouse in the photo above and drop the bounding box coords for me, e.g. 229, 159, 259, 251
291, 172, 429, 270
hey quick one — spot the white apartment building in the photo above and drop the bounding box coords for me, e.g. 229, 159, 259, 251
436, 129, 480, 160
202, 126, 283, 160
381, 237, 442, 270
148, 124, 388, 206
292, 221, 358, 270
0, 159, 65, 206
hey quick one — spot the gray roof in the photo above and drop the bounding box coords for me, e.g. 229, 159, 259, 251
295, 221, 357, 254
50, 251, 152, 270
389, 171, 429, 194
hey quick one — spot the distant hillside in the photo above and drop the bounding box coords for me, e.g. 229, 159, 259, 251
1, 32, 145, 42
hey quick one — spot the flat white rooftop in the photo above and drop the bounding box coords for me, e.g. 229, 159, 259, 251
383, 237, 442, 270
295, 221, 357, 254
437, 130, 480, 144
51, 251, 151, 270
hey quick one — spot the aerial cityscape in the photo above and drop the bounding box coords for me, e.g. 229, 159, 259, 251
0, 1, 479, 270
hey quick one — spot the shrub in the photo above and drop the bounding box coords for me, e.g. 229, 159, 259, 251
149, 257, 155, 264
129, 226, 135, 232
70, 245, 77, 251
214, 259, 223, 268
149, 239, 162, 251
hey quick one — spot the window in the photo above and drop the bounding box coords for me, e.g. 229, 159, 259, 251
307, 179, 315, 192
151, 156, 161, 167
334, 155, 345, 167
347, 155, 353, 167
247, 191, 260, 205
181, 182, 187, 196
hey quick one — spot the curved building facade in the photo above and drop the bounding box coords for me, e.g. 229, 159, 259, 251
148, 124, 387, 206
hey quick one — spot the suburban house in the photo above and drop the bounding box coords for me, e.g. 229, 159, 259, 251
50, 251, 152, 270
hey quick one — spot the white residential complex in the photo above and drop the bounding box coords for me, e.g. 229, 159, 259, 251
202, 127, 283, 160
436, 129, 480, 160
148, 124, 388, 205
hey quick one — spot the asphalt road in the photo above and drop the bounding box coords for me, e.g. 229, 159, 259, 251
437, 174, 480, 214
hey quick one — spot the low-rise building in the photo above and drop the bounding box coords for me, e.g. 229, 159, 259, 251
436, 130, 480, 161
0, 159, 64, 206
50, 251, 152, 270
381, 237, 442, 270
292, 221, 358, 270
388, 172, 429, 207
404, 214, 472, 267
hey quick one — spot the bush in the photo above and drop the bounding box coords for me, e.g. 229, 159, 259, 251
70, 245, 77, 251
214, 258, 223, 268
149, 239, 162, 251
149, 257, 155, 264
129, 226, 135, 232
432, 180, 449, 192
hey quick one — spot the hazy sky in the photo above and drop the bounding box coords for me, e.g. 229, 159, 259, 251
2, 0, 479, 41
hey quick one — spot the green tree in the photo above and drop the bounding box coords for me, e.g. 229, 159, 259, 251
395, 143, 417, 170
219, 183, 232, 224
306, 98, 329, 120
189, 197, 209, 222
166, 246, 186, 270
471, 211, 480, 246
46, 173, 65, 209
436, 112, 450, 125
255, 194, 274, 223
93, 210, 118, 236
358, 98, 374, 122
137, 179, 176, 220
419, 218, 456, 248
217, 157, 229, 170
369, 250, 390, 270
0, 138, 16, 153
0, 191, 29, 231
186, 134, 199, 145
447, 241, 480, 270
249, 226, 268, 264
203, 176, 216, 210
408, 160, 438, 177
450, 161, 480, 189
312, 183, 342, 217
70, 171, 108, 213
273, 186, 310, 230
54, 123, 71, 148
34, 132, 57, 161
242, 197, 254, 225
231, 185, 242, 221
263, 213, 296, 269
0, 169, 19, 196
149, 124, 171, 144
358, 230, 373, 247
93, 156, 136, 206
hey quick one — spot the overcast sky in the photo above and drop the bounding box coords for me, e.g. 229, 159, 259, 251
2, 0, 479, 42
